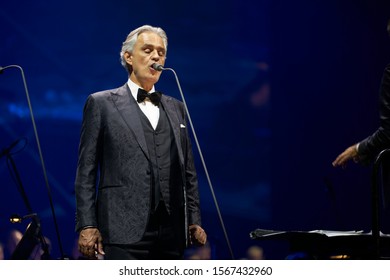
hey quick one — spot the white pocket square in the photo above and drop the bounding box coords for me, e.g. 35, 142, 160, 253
180, 124, 186, 128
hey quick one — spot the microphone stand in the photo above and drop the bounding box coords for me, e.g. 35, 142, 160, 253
5, 143, 50, 259
371, 149, 390, 259
0, 65, 65, 259
160, 65, 235, 260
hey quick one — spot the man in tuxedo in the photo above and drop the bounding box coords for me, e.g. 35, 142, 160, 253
75, 25, 207, 259
332, 20, 390, 168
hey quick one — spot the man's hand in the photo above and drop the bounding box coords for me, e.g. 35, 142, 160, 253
332, 144, 360, 168
78, 227, 104, 259
189, 224, 207, 246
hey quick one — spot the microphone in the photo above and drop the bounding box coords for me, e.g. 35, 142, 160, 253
152, 63, 164, 71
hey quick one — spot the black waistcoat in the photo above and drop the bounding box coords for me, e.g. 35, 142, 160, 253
138, 104, 182, 212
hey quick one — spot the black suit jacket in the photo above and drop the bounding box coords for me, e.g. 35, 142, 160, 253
75, 84, 201, 245
359, 64, 390, 163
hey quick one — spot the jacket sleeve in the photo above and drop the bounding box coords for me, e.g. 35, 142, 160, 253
74, 94, 102, 232
179, 103, 202, 226
358, 64, 390, 163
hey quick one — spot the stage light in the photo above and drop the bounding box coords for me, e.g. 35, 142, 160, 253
9, 213, 37, 224
9, 214, 22, 223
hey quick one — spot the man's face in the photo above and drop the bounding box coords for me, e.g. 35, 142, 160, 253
125, 31, 166, 89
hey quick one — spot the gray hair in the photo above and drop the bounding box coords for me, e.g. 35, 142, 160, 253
120, 25, 168, 74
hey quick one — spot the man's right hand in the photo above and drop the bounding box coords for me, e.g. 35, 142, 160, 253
332, 144, 360, 168
78, 227, 105, 259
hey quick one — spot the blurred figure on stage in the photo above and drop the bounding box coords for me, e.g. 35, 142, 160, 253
5, 229, 22, 259
333, 20, 390, 168
184, 241, 212, 260
246, 245, 265, 260
0, 242, 4, 260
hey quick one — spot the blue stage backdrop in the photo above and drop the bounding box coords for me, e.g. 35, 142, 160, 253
0, 0, 389, 259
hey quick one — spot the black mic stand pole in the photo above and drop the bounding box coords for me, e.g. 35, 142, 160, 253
6, 149, 50, 259
161, 65, 235, 260
0, 65, 65, 259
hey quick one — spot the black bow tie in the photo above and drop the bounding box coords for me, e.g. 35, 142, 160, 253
137, 88, 161, 106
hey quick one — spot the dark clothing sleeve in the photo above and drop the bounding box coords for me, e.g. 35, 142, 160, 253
74, 95, 102, 232
184, 123, 201, 226
358, 64, 390, 163
176, 101, 202, 226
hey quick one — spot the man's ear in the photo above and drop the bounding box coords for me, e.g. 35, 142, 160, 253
124, 51, 132, 66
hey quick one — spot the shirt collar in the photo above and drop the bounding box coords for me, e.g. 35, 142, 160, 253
127, 79, 156, 101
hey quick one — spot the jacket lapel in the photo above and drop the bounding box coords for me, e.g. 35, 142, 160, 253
111, 84, 150, 160
161, 95, 185, 166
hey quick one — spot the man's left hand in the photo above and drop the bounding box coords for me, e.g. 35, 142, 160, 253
189, 224, 207, 246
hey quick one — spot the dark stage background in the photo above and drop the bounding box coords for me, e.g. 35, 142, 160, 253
0, 0, 389, 259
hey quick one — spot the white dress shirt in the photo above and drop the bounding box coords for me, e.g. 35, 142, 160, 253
127, 79, 160, 130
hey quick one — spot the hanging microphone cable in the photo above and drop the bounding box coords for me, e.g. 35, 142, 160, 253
0, 65, 65, 259
152, 63, 235, 259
